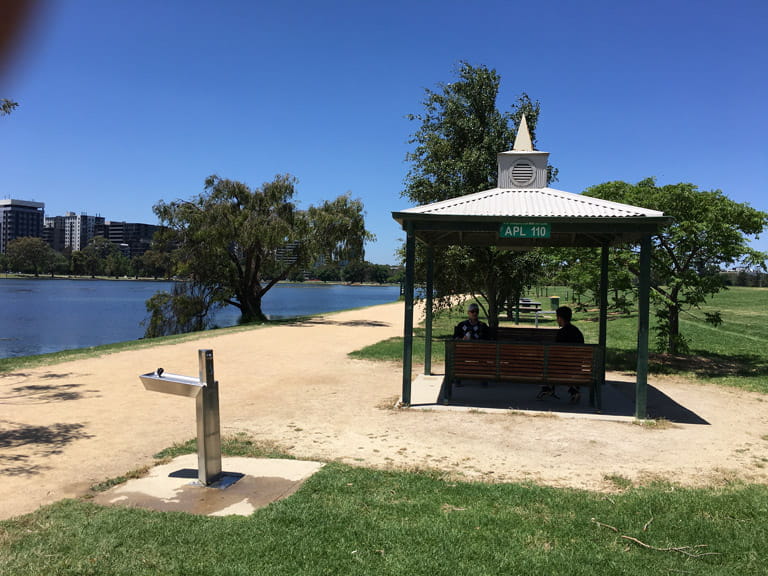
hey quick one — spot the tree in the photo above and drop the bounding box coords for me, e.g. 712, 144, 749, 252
546, 248, 636, 314
139, 248, 173, 279
152, 174, 374, 327
79, 236, 122, 278
584, 178, 768, 354
404, 62, 554, 205
315, 263, 341, 282
341, 261, 367, 283
5, 237, 55, 276
402, 62, 549, 325
143, 282, 218, 337
421, 245, 544, 326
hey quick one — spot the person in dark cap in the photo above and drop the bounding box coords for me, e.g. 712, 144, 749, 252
453, 302, 490, 340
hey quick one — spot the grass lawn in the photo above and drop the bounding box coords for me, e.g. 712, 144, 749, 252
351, 286, 768, 393
2, 288, 767, 574
1, 437, 766, 576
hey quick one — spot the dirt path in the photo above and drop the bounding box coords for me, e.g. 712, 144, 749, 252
2, 301, 768, 520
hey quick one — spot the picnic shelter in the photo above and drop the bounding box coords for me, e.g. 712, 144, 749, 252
392, 117, 672, 418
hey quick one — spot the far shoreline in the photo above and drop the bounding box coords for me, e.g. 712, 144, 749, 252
0, 274, 400, 288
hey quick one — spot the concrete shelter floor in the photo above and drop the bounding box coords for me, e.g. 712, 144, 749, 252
407, 373, 709, 425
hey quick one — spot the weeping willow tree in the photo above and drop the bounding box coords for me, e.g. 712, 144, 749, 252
147, 174, 374, 334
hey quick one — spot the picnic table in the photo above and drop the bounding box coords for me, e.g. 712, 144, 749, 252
512, 299, 555, 327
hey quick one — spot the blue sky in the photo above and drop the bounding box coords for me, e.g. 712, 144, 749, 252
2, 0, 766, 265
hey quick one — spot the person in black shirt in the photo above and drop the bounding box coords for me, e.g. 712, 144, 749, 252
558, 306, 585, 403
555, 306, 584, 344
538, 306, 586, 402
453, 303, 490, 340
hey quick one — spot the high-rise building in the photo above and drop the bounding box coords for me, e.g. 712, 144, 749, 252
0, 199, 45, 254
57, 212, 105, 252
103, 221, 158, 258
43, 215, 67, 252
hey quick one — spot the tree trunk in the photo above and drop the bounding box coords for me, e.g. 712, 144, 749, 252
487, 298, 499, 329
239, 292, 268, 323
667, 303, 680, 355
484, 272, 499, 329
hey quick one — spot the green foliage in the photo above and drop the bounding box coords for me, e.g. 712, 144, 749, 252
584, 179, 768, 354
402, 63, 549, 323
427, 245, 544, 327
404, 62, 552, 205
138, 247, 173, 279
341, 260, 367, 283
153, 432, 291, 460
2, 463, 767, 575
1, 98, 18, 116
152, 174, 374, 326
315, 263, 341, 282
5, 237, 57, 276
142, 282, 221, 338
545, 248, 636, 314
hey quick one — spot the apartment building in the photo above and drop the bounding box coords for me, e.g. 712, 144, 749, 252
43, 212, 105, 252
0, 199, 45, 253
102, 221, 158, 258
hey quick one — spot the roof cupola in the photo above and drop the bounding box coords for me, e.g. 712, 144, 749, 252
497, 115, 550, 189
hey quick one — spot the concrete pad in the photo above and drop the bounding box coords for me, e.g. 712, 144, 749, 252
405, 373, 705, 424
93, 454, 324, 516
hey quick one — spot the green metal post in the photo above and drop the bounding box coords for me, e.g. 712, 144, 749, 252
424, 246, 434, 375
597, 244, 609, 408
401, 222, 416, 406
635, 235, 652, 419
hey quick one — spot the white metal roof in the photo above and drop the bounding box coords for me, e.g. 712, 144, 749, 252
398, 187, 665, 219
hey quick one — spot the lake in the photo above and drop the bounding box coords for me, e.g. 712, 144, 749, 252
0, 279, 400, 359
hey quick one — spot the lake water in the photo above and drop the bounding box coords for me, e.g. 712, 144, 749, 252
0, 279, 400, 359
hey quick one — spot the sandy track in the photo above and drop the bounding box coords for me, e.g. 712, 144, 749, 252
2, 301, 768, 520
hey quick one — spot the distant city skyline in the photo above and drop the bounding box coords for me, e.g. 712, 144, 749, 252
2, 1, 767, 264
0, 197, 150, 223
0, 197, 157, 258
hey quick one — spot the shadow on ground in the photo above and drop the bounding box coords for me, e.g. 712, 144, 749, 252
0, 421, 93, 476
287, 318, 392, 328
434, 379, 709, 425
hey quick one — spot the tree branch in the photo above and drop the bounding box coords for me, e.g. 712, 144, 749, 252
591, 518, 719, 558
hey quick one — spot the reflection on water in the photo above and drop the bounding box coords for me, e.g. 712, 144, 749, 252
0, 279, 399, 359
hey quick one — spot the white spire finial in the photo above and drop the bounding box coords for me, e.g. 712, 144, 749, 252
513, 114, 533, 151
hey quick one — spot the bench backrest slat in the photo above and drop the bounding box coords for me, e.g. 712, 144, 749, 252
495, 326, 558, 342
446, 340, 598, 385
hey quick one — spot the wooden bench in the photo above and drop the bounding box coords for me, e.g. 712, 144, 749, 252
442, 340, 602, 406
495, 326, 559, 342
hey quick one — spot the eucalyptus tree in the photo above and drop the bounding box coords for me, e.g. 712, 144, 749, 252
584, 178, 768, 354
151, 174, 373, 330
403, 62, 550, 324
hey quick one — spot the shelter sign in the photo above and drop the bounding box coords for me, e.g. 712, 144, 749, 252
499, 222, 551, 239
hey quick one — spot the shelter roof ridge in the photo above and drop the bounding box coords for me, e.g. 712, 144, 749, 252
397, 187, 665, 219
